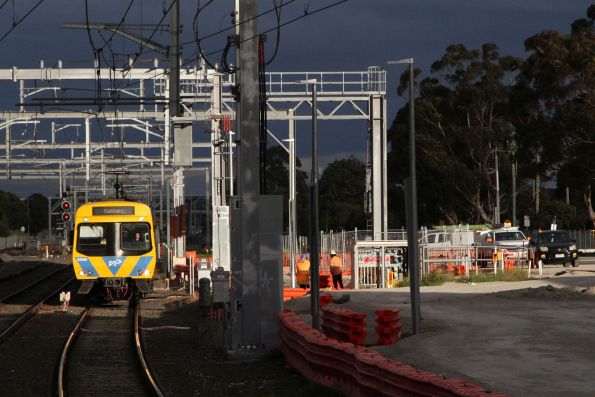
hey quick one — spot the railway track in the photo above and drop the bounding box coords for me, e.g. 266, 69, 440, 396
58, 296, 164, 397
0, 264, 70, 302
0, 265, 74, 343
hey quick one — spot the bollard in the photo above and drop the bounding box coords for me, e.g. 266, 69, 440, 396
59, 291, 71, 312
198, 278, 212, 308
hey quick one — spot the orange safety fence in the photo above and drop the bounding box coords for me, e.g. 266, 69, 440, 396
280, 309, 509, 397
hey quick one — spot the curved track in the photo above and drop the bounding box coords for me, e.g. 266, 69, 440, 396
0, 266, 74, 343
58, 296, 164, 397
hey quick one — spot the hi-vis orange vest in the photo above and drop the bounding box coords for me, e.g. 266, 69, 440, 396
330, 255, 342, 275
297, 259, 310, 284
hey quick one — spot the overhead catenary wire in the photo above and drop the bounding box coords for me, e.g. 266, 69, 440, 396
193, 0, 219, 72
266, 0, 283, 66
117, 0, 351, 93
14, 0, 350, 110
0, 0, 47, 45
182, 0, 300, 47
191, 0, 283, 72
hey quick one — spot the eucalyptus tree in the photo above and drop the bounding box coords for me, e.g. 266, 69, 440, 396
517, 5, 595, 226
389, 43, 522, 225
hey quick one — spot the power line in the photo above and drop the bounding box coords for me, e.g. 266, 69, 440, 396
0, 0, 9, 13
202, 0, 350, 60
110, 0, 177, 95
182, 0, 299, 47
266, 0, 283, 66
15, 0, 350, 107
0, 0, 47, 45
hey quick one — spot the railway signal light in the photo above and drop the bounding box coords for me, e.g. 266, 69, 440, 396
61, 200, 72, 223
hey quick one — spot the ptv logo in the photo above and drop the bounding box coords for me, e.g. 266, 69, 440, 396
102, 257, 126, 276
108, 258, 123, 268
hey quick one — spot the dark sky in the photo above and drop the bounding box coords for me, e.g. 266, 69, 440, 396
0, 0, 591, 196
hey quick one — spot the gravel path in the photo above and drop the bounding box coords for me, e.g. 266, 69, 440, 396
141, 291, 343, 397
0, 281, 85, 396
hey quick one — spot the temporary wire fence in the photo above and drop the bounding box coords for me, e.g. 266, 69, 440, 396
283, 228, 595, 289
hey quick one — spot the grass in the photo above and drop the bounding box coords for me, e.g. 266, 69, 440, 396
395, 269, 529, 288
457, 269, 529, 283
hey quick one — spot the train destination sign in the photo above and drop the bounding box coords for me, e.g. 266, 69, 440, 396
92, 206, 135, 216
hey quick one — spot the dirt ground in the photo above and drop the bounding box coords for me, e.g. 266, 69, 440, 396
141, 289, 343, 397
284, 261, 595, 397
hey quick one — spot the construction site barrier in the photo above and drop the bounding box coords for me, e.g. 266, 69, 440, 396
321, 306, 367, 346
375, 308, 401, 345
283, 288, 309, 301
320, 293, 333, 308
280, 310, 508, 397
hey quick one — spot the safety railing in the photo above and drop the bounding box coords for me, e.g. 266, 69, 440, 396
265, 67, 387, 95
567, 230, 595, 252
421, 244, 531, 277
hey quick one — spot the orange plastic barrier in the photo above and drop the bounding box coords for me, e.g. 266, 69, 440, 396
280, 309, 509, 397
283, 288, 309, 301
319, 293, 333, 308
321, 306, 367, 346
375, 308, 401, 345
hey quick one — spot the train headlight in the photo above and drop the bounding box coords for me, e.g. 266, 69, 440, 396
79, 270, 85, 276
83, 217, 88, 222
144, 269, 151, 276
139, 216, 145, 221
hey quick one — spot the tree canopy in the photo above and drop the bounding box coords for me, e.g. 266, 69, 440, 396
388, 5, 595, 229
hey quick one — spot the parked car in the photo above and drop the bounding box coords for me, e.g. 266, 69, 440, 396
529, 230, 578, 267
475, 227, 529, 266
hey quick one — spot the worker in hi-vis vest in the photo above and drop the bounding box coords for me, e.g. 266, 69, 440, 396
296, 252, 311, 289
330, 250, 344, 289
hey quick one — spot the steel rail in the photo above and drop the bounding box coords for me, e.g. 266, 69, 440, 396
134, 297, 166, 397
57, 302, 94, 397
0, 265, 69, 303
0, 275, 75, 343
58, 297, 164, 397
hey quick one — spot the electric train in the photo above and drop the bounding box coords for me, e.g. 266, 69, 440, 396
71, 200, 156, 299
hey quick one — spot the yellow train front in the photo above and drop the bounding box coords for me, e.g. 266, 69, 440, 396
72, 200, 156, 298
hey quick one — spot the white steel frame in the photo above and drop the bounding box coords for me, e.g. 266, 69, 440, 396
0, 62, 388, 251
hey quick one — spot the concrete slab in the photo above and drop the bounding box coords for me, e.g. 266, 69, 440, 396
284, 262, 595, 396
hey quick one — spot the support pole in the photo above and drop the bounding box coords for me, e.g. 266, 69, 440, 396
309, 81, 320, 330
166, 176, 171, 276
495, 149, 500, 225
230, 0, 266, 349
48, 197, 52, 246
388, 58, 420, 335
512, 161, 517, 226
169, 0, 180, 118
288, 110, 297, 288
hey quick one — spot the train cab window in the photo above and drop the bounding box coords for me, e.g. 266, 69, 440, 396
121, 223, 151, 252
77, 224, 112, 256
79, 225, 106, 243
